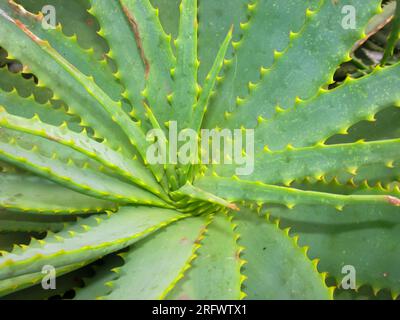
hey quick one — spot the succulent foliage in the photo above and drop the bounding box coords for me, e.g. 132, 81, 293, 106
0, 0, 399, 300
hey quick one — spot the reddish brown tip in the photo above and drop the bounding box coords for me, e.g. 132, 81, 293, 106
228, 203, 240, 211
386, 196, 400, 206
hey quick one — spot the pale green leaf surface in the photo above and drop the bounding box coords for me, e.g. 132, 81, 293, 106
0, 174, 116, 214
167, 213, 243, 300
105, 216, 207, 300
0, 206, 187, 281
234, 206, 332, 299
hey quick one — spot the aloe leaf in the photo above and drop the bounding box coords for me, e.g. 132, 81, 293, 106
104, 216, 209, 300
192, 28, 232, 133
194, 176, 400, 210
222, 0, 381, 130
0, 66, 79, 127
0, 259, 92, 298
119, 0, 175, 129
0, 108, 166, 198
0, 65, 47, 102
204, 0, 316, 129
88, 0, 147, 123
0, 69, 82, 131
172, 182, 239, 211
0, 129, 166, 206
268, 185, 400, 296
0, 206, 187, 281
0, 0, 398, 301
73, 254, 124, 300
150, 0, 180, 39
290, 174, 399, 197
0, 173, 116, 214
3, 260, 95, 300
179, 27, 232, 182
167, 213, 244, 300
323, 106, 400, 186
233, 206, 332, 299
141, 102, 177, 189
0, 86, 80, 133
327, 106, 400, 144
0, 9, 140, 157
17, 0, 109, 61
327, 162, 400, 188
214, 139, 400, 186
255, 62, 400, 152
197, 0, 249, 83
170, 0, 198, 131
2, 0, 123, 102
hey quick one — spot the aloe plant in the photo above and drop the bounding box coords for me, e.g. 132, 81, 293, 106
0, 0, 399, 300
